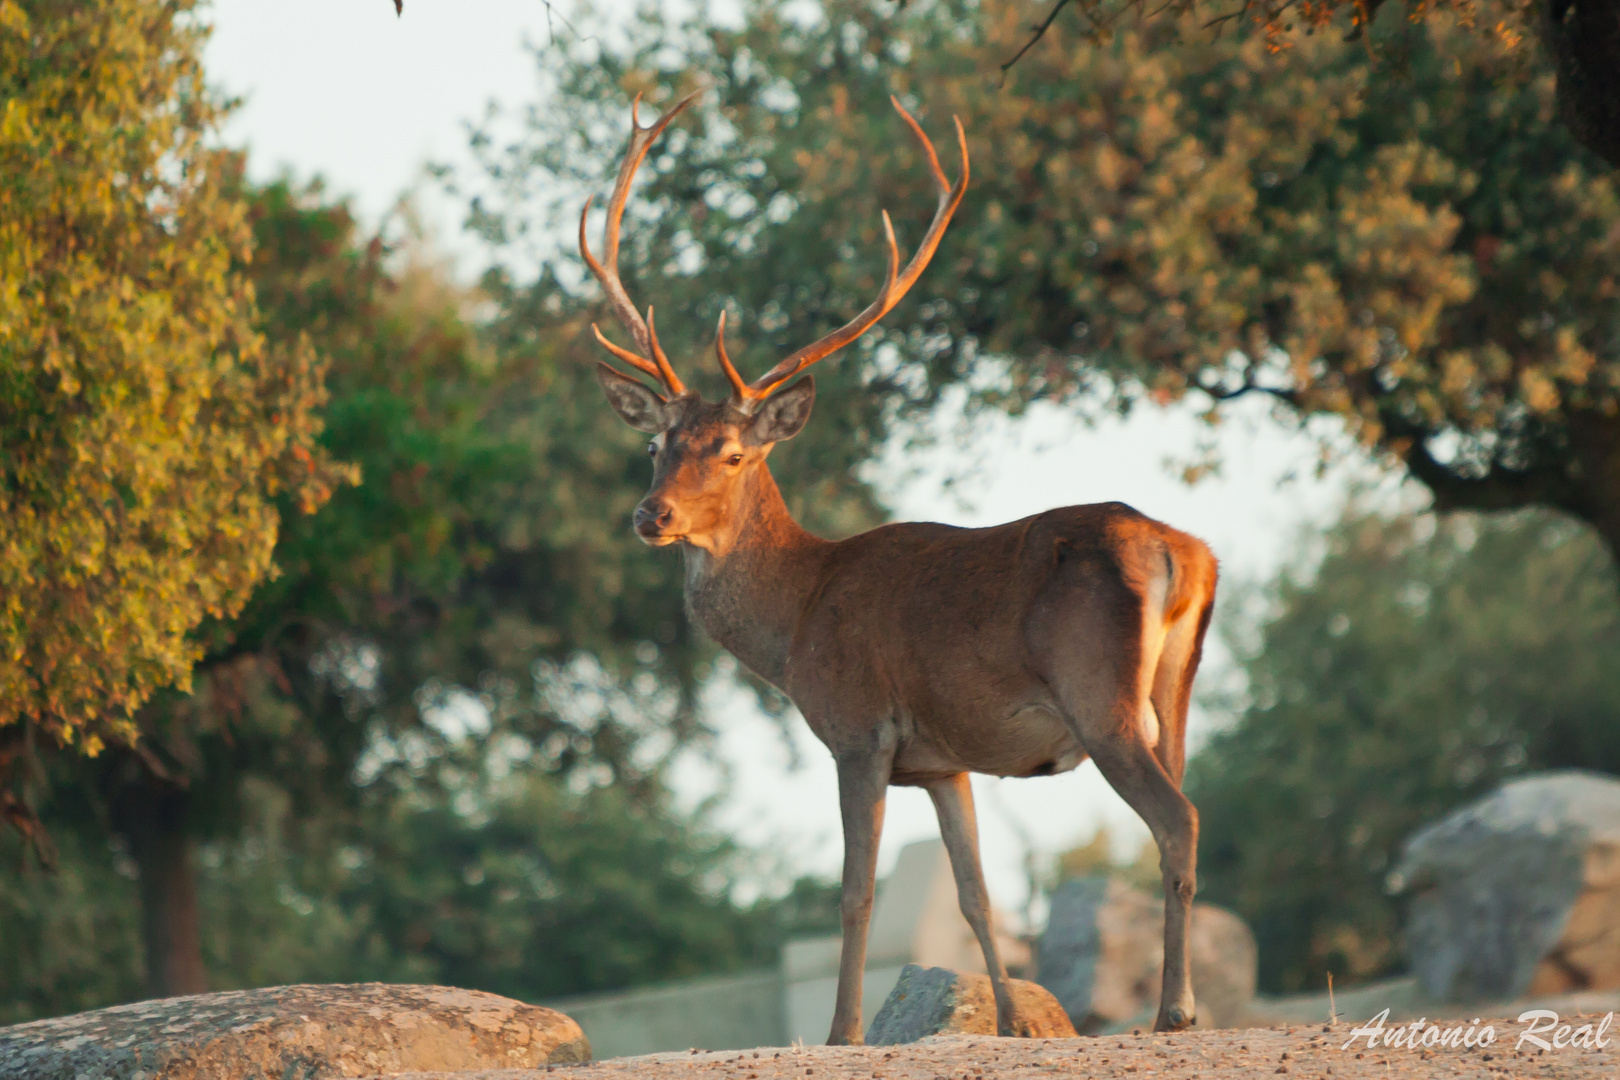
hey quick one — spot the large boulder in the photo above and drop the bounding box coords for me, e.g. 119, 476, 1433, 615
866, 964, 1076, 1044
1035, 875, 1257, 1031
1392, 770, 1620, 1002
0, 983, 589, 1080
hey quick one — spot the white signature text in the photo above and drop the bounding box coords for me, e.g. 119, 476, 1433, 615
1340, 1008, 1613, 1053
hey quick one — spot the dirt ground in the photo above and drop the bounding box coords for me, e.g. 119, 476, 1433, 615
394, 1014, 1616, 1080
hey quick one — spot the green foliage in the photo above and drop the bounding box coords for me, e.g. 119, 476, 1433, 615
0, 171, 847, 1019
1051, 827, 1163, 896
236, 177, 710, 727
0, 0, 345, 749
1186, 508, 1620, 994
464, 0, 1620, 552
318, 762, 772, 1001
0, 822, 144, 1024
0, 736, 820, 1022
114, 170, 718, 873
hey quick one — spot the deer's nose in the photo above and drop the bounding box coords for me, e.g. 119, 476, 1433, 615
633, 499, 674, 535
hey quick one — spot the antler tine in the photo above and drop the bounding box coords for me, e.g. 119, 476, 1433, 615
579, 89, 702, 395
644, 307, 687, 397
604, 91, 702, 274
722, 217, 899, 408
737, 96, 970, 407
591, 322, 666, 383
714, 310, 752, 401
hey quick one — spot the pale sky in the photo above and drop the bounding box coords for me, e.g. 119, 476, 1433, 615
204, 0, 1402, 918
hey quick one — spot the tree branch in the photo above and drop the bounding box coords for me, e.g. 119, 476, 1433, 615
1000, 0, 1079, 80
1382, 408, 1578, 514
1191, 363, 1299, 405
0, 727, 57, 871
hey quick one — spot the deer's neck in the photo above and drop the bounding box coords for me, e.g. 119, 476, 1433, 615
681, 466, 826, 688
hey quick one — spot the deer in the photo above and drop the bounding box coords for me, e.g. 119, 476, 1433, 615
578, 91, 1219, 1044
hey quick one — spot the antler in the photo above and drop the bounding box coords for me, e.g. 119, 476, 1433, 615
725, 96, 970, 412
580, 90, 702, 398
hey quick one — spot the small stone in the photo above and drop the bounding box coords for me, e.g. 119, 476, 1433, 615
866, 965, 1076, 1045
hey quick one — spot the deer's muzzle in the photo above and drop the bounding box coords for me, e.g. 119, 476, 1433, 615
633, 498, 678, 544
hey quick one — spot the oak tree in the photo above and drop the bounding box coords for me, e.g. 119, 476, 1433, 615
0, 0, 344, 762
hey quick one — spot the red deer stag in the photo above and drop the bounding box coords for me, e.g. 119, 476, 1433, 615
580, 91, 1218, 1044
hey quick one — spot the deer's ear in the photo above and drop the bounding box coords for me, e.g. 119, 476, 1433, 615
749, 376, 815, 444
594, 362, 670, 433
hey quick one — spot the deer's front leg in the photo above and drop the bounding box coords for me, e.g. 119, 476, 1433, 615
827, 739, 894, 1045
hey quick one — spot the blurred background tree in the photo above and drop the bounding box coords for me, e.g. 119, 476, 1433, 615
0, 704, 838, 1023
1187, 506, 1620, 994
986, 0, 1619, 170
0, 170, 850, 1019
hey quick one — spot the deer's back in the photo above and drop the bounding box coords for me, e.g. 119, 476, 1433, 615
812, 499, 1203, 630
781, 501, 1212, 776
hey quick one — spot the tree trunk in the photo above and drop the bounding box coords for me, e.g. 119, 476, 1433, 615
1588, 507, 1620, 573
120, 783, 208, 999
1567, 409, 1620, 571
1539, 0, 1620, 169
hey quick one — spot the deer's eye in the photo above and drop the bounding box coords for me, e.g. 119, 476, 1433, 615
727, 454, 744, 467
647, 442, 658, 457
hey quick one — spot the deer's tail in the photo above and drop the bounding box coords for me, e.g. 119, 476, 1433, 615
1149, 534, 1218, 785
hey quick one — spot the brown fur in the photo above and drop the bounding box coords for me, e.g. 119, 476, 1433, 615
595, 390, 1219, 1044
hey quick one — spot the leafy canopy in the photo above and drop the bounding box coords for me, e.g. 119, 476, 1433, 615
0, 0, 345, 751
467, 0, 1620, 555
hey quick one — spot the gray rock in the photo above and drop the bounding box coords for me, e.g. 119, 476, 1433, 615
1035, 875, 1257, 1031
0, 983, 590, 1080
1187, 902, 1259, 1029
866, 964, 1076, 1044
1392, 770, 1620, 1002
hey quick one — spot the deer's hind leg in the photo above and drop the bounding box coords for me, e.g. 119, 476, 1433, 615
1083, 724, 1199, 1032
925, 773, 1072, 1038
1029, 565, 1200, 1033
925, 774, 1015, 1033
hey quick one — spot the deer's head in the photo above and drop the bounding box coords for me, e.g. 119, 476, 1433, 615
582, 92, 968, 553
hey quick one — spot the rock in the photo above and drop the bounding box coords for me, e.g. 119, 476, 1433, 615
1392, 770, 1620, 1002
1037, 876, 1160, 1031
1035, 875, 1258, 1031
866, 964, 1076, 1044
1187, 903, 1260, 1030
0, 983, 589, 1080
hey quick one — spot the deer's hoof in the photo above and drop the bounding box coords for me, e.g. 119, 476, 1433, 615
1160, 1006, 1196, 1032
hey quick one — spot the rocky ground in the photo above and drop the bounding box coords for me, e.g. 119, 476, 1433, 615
393, 1016, 1616, 1080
